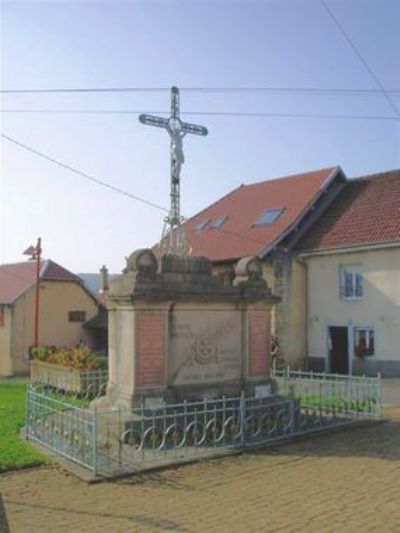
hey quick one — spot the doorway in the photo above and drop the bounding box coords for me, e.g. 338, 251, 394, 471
329, 327, 349, 374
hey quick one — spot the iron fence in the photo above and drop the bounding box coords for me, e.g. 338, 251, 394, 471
26, 371, 381, 478
30, 368, 108, 401
271, 366, 381, 417
26, 386, 96, 471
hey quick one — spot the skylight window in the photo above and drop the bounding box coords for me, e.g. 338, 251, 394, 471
210, 216, 227, 229
254, 208, 284, 227
195, 219, 210, 232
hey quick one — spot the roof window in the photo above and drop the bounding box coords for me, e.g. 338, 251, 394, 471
210, 216, 227, 229
254, 208, 284, 227
195, 219, 210, 232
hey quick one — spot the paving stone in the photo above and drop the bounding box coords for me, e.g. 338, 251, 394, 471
1, 408, 400, 531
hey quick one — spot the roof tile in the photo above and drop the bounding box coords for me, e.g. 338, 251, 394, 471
296, 170, 400, 252
0, 260, 80, 304
183, 167, 338, 261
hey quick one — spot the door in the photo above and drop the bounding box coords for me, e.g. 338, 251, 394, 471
329, 327, 349, 374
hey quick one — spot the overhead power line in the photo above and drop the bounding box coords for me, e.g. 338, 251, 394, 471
1, 133, 267, 247
1, 109, 399, 121
1, 134, 169, 212
1, 86, 399, 96
320, 0, 400, 118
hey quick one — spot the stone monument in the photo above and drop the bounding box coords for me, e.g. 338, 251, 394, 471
98, 250, 279, 408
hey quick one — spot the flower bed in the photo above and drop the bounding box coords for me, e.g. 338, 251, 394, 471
30, 347, 108, 396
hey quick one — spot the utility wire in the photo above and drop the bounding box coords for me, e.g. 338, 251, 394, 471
1, 109, 399, 120
1, 134, 268, 247
1, 134, 169, 213
320, 0, 400, 118
1, 86, 399, 95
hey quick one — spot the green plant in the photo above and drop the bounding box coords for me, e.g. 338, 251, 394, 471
31, 346, 107, 370
0, 381, 47, 472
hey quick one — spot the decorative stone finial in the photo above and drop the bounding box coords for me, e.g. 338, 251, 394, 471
124, 249, 158, 277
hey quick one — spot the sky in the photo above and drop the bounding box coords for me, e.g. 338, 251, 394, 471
1, 0, 399, 273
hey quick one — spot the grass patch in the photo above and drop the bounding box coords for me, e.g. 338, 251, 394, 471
36, 387, 91, 410
0, 381, 48, 472
297, 394, 377, 411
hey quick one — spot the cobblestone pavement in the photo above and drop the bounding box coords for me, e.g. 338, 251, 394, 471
1, 408, 400, 533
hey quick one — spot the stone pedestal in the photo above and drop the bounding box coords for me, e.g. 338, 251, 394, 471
97, 250, 280, 409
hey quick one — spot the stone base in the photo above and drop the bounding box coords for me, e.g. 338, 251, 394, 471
91, 379, 278, 410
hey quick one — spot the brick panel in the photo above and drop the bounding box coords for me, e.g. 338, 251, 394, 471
136, 314, 165, 388
249, 310, 270, 377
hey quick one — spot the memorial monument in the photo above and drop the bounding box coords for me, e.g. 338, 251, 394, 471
97, 87, 280, 409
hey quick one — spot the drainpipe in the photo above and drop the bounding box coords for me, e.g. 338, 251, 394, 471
295, 256, 308, 370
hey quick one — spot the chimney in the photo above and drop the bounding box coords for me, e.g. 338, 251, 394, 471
99, 265, 109, 293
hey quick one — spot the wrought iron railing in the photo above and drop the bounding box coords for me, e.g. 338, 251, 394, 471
26, 373, 381, 478
271, 366, 381, 417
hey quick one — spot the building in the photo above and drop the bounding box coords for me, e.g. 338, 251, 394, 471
0, 259, 99, 376
296, 170, 400, 376
183, 166, 348, 367
182, 166, 400, 375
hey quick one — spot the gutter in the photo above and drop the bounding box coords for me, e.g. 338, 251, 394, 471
298, 240, 400, 258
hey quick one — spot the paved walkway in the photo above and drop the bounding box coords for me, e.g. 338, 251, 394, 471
382, 379, 400, 406
1, 407, 400, 532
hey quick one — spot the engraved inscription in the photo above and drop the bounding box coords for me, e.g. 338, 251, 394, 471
168, 311, 241, 386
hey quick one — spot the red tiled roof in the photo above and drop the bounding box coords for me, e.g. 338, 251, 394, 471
296, 170, 400, 252
184, 167, 339, 262
0, 259, 80, 304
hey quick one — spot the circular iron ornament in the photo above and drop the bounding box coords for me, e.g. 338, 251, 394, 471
224, 416, 241, 441
260, 412, 278, 436
120, 429, 142, 451
276, 408, 292, 434
294, 406, 309, 430
143, 426, 164, 450
245, 415, 261, 438
165, 424, 185, 448
70, 429, 80, 446
206, 418, 223, 443
186, 421, 206, 446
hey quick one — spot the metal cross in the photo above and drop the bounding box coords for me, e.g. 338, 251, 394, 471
139, 86, 208, 255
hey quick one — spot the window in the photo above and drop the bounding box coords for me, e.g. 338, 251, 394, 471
210, 216, 227, 229
195, 219, 209, 232
68, 311, 86, 323
340, 266, 363, 299
254, 208, 284, 227
0, 306, 4, 327
354, 328, 375, 357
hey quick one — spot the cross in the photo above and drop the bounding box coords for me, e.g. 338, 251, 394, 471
139, 86, 208, 255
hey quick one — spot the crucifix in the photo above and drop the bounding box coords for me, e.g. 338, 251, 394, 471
139, 86, 208, 255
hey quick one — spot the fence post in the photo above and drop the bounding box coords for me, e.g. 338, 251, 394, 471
92, 406, 98, 477
289, 384, 295, 433
26, 384, 30, 441
240, 391, 246, 448
377, 372, 382, 416
118, 406, 122, 467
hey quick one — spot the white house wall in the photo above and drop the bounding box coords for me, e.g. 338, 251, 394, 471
306, 247, 400, 376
